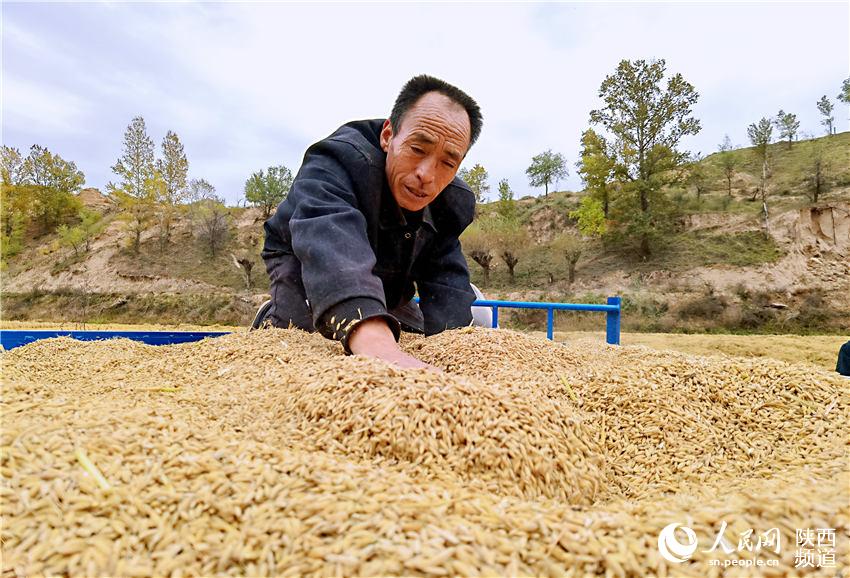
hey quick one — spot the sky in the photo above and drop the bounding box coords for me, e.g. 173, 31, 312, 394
2, 1, 848, 205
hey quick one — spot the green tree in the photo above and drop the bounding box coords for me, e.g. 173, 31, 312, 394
569, 196, 606, 237
17, 145, 85, 231
686, 153, 709, 201
458, 164, 490, 203
196, 195, 230, 257
747, 118, 773, 233
838, 77, 850, 104
492, 217, 530, 284
156, 130, 189, 205
77, 208, 105, 252
56, 223, 86, 257
22, 145, 85, 194
496, 178, 516, 220
774, 110, 800, 148
550, 231, 584, 284
108, 116, 156, 199
589, 58, 701, 257
461, 221, 495, 288
1, 147, 29, 257
114, 188, 155, 254
807, 139, 831, 203
526, 150, 567, 197
1, 146, 25, 186
155, 130, 189, 248
109, 116, 158, 251
817, 96, 835, 136
245, 165, 293, 218
576, 129, 614, 217
717, 135, 738, 197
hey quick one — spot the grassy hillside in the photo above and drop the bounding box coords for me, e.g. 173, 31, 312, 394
3, 133, 848, 333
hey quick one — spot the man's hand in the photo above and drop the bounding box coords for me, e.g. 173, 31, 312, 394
348, 318, 441, 372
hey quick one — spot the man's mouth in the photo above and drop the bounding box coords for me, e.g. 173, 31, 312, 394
405, 185, 428, 199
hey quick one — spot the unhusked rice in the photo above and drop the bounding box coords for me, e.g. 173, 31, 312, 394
1, 327, 847, 577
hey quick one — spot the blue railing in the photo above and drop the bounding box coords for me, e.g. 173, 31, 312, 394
0, 330, 230, 351
0, 297, 621, 350
472, 296, 621, 344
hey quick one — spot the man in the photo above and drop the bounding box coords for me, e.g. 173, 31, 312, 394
254, 75, 484, 370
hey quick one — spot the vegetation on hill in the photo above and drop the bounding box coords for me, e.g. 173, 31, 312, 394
2, 68, 848, 334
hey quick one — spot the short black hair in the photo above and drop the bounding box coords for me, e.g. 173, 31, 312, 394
389, 74, 483, 150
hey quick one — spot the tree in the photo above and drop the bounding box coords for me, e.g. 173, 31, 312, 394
1, 146, 25, 186
56, 208, 104, 258
17, 145, 85, 231
244, 165, 293, 219
773, 110, 799, 148
526, 150, 567, 197
114, 188, 155, 254
817, 96, 835, 136
686, 153, 709, 201
108, 116, 156, 199
196, 195, 230, 257
458, 164, 490, 203
589, 58, 701, 257
576, 129, 614, 217
492, 218, 530, 284
57, 223, 86, 258
717, 135, 738, 197
807, 139, 831, 203
1, 147, 29, 256
838, 77, 850, 104
461, 221, 495, 288
496, 178, 516, 220
109, 117, 157, 251
155, 130, 189, 248
1, 189, 26, 260
21, 145, 85, 194
550, 231, 584, 284
569, 196, 606, 237
747, 117, 773, 234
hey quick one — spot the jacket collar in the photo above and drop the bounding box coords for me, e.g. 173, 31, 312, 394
379, 180, 437, 233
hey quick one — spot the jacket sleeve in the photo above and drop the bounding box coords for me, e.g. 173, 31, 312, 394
415, 234, 475, 335
287, 141, 400, 351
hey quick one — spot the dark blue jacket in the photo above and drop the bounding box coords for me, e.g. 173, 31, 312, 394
261, 119, 476, 349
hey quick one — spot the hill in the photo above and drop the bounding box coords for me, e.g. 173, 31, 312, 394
2, 133, 848, 334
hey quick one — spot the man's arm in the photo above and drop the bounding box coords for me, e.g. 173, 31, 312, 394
286, 140, 401, 352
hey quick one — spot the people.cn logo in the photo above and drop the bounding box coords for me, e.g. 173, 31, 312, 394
658, 523, 699, 563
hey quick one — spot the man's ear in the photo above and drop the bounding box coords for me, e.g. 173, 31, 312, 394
380, 119, 393, 153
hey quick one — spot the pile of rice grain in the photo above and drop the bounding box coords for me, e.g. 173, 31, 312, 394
2, 327, 847, 577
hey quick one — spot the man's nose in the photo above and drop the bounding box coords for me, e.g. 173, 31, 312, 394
415, 158, 437, 185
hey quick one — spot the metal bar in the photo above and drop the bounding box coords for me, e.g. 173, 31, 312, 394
491, 306, 499, 328
546, 308, 555, 340
414, 297, 619, 313
470, 299, 619, 312
606, 296, 622, 345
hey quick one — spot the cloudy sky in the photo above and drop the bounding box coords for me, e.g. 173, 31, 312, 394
2, 1, 848, 205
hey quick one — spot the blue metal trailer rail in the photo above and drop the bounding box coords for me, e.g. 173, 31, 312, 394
0, 297, 621, 350
0, 330, 230, 351
474, 296, 621, 344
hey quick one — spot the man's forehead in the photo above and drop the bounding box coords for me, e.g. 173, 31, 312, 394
408, 129, 464, 159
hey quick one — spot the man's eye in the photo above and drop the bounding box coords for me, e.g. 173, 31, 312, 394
411, 146, 424, 154
443, 161, 456, 169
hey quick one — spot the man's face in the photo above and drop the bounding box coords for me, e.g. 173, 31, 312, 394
380, 92, 471, 212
